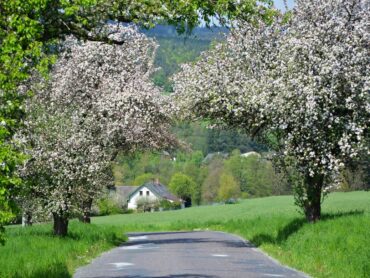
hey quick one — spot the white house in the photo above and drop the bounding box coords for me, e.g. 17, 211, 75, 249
127, 180, 181, 210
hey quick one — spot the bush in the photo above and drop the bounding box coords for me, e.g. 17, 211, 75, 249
225, 198, 237, 204
159, 200, 182, 211
136, 197, 159, 212
97, 198, 123, 216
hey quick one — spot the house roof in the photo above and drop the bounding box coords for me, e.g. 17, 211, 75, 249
114, 186, 139, 200
128, 181, 181, 202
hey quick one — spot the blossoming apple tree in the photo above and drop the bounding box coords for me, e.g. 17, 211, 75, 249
21, 26, 177, 235
173, 0, 369, 222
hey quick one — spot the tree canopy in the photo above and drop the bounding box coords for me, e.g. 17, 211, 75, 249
173, 0, 369, 222
0, 0, 275, 239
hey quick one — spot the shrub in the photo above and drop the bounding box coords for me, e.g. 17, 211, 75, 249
159, 200, 182, 211
97, 198, 123, 216
136, 197, 159, 212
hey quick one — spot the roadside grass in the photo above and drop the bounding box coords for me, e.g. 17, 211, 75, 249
93, 191, 370, 278
0, 221, 126, 278
1, 192, 369, 277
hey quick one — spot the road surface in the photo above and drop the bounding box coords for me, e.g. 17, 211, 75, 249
74, 231, 308, 278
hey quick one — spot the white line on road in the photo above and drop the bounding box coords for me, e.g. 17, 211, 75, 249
120, 243, 158, 250
109, 262, 134, 269
128, 236, 148, 241
211, 254, 229, 257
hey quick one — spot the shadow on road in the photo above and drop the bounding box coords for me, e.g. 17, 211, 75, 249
251, 210, 364, 247
91, 275, 218, 278
123, 232, 253, 248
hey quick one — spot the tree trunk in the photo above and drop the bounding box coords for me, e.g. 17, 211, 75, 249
80, 211, 91, 224
22, 211, 32, 227
304, 174, 324, 223
53, 213, 69, 236
79, 198, 93, 224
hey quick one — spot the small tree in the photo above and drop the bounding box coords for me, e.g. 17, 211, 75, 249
169, 173, 196, 207
218, 172, 241, 202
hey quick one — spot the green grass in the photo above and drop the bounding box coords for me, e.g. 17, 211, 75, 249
1, 192, 369, 277
92, 191, 370, 278
0, 221, 126, 278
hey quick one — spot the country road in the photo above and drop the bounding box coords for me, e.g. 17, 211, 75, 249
74, 231, 309, 278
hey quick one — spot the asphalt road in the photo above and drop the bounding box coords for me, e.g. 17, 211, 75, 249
74, 231, 309, 278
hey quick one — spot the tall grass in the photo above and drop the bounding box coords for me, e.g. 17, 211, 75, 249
93, 191, 370, 278
0, 222, 125, 278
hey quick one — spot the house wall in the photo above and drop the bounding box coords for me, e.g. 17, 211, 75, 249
128, 186, 158, 209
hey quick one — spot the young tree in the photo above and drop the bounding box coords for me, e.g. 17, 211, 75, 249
169, 173, 196, 207
201, 157, 224, 204
218, 172, 241, 201
174, 0, 369, 222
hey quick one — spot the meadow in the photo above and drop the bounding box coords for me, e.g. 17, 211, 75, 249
0, 223, 125, 278
1, 191, 370, 277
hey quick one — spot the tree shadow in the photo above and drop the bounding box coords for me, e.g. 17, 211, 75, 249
121, 235, 253, 248
92, 275, 217, 278
251, 210, 364, 247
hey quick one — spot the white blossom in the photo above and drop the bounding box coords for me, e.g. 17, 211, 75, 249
173, 0, 369, 186
20, 25, 177, 219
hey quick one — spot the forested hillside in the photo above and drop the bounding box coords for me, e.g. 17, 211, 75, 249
143, 25, 227, 92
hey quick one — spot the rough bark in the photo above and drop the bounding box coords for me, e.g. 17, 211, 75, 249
304, 175, 324, 223
79, 198, 93, 224
53, 213, 69, 236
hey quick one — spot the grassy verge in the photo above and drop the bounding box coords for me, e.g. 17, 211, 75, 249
1, 192, 369, 277
0, 221, 126, 278
92, 191, 370, 278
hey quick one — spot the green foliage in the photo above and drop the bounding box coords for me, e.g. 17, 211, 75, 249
0, 221, 125, 277
206, 128, 267, 154
217, 172, 241, 201
201, 157, 224, 203
136, 197, 160, 213
169, 173, 196, 201
159, 200, 182, 211
0, 0, 273, 242
96, 198, 123, 216
173, 122, 267, 154
0, 0, 51, 244
94, 191, 370, 278
224, 150, 290, 197
150, 35, 214, 92
132, 173, 156, 186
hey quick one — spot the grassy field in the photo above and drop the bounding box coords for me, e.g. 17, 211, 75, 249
93, 191, 370, 278
0, 222, 125, 278
1, 191, 369, 277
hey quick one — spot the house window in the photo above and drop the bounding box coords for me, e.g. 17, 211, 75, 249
139, 191, 143, 196
146, 191, 150, 196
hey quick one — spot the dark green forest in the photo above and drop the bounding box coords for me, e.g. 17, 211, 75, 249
143, 24, 227, 92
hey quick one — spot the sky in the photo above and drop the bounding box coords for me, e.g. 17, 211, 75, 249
199, 0, 295, 26
274, 0, 295, 11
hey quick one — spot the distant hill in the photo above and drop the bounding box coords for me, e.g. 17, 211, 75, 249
141, 24, 228, 40
140, 25, 227, 92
